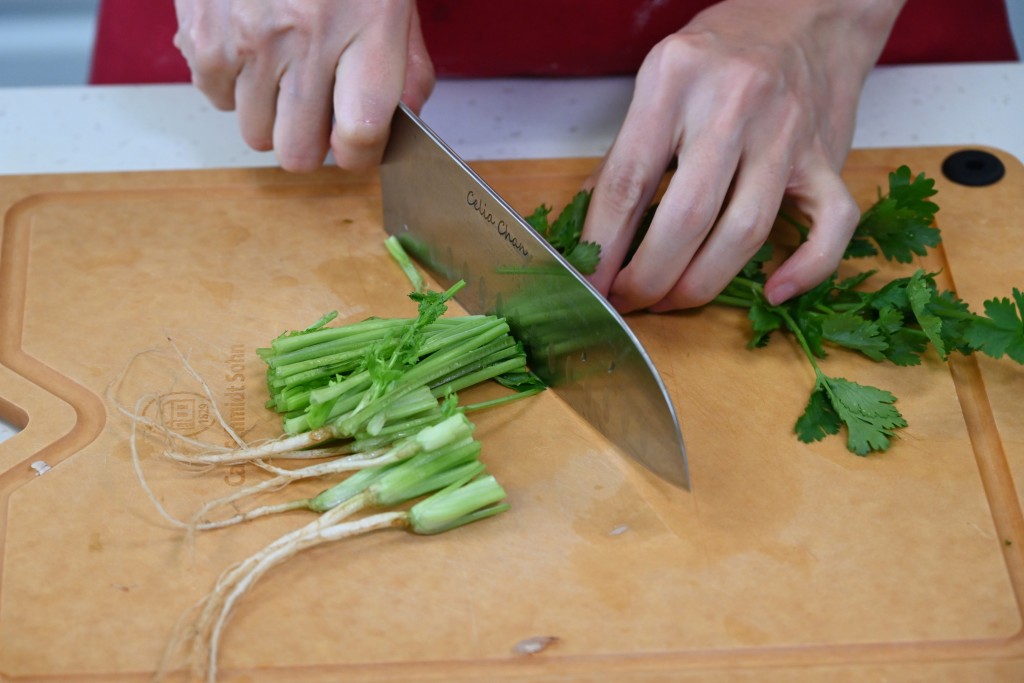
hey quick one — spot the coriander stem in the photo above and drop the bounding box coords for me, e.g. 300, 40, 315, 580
712, 294, 755, 309
778, 210, 810, 240
729, 276, 764, 291
776, 307, 825, 379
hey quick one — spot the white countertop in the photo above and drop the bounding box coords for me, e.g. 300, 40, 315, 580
1, 62, 1022, 176
1, 61, 1022, 442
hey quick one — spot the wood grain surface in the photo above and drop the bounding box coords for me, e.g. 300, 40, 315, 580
0, 147, 1021, 681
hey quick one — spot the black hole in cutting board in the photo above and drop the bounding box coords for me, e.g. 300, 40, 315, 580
942, 149, 1005, 187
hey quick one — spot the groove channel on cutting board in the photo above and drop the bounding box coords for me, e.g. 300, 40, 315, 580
0, 192, 108, 486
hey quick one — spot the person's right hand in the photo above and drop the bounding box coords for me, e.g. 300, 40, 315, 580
173, 0, 435, 172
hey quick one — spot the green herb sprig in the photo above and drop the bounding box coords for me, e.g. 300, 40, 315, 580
537, 166, 1024, 455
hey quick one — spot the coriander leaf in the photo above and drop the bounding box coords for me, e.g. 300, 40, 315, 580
928, 289, 977, 356
823, 375, 907, 455
524, 204, 552, 233
906, 269, 947, 359
965, 288, 1024, 363
564, 240, 602, 275
851, 165, 941, 263
545, 190, 591, 253
843, 237, 878, 259
494, 370, 547, 392
531, 190, 599, 273
408, 282, 459, 327
868, 275, 913, 313
795, 386, 842, 443
875, 305, 927, 366
820, 312, 889, 361
740, 243, 774, 283
747, 298, 783, 348
835, 270, 878, 293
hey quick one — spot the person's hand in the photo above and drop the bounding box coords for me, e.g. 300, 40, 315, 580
173, 0, 435, 172
582, 0, 905, 312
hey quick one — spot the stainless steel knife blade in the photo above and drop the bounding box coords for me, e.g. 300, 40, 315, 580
380, 104, 689, 488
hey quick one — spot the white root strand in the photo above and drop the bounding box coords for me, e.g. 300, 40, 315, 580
188, 442, 415, 530
128, 393, 190, 530
203, 511, 408, 683
165, 426, 338, 466
172, 443, 358, 466
166, 337, 247, 449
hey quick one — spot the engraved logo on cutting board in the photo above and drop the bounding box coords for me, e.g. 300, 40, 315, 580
222, 342, 247, 486
143, 392, 215, 437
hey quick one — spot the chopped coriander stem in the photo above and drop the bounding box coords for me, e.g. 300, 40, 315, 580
271, 318, 412, 356
374, 320, 511, 392
408, 474, 508, 535
304, 463, 394, 514
425, 337, 519, 387
381, 385, 441, 422
385, 235, 427, 292
271, 348, 364, 378
417, 316, 502, 355
431, 356, 528, 397
270, 317, 476, 363
461, 387, 545, 412
371, 440, 483, 506
308, 369, 372, 407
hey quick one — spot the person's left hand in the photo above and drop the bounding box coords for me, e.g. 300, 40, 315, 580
581, 0, 905, 312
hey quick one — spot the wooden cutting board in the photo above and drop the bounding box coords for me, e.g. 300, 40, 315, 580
1, 147, 1022, 682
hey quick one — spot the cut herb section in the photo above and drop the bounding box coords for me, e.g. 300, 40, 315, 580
525, 189, 602, 274
124, 239, 550, 682
533, 165, 1023, 455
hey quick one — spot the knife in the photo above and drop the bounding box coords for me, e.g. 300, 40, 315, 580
379, 104, 689, 489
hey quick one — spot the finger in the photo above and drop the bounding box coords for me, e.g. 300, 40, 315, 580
606, 135, 742, 312
234, 54, 280, 152
178, 4, 240, 111
272, 53, 335, 172
400, 5, 436, 114
763, 164, 860, 305
580, 121, 676, 296
331, 12, 412, 171
649, 153, 788, 311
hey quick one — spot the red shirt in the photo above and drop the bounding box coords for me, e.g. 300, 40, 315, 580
89, 0, 1018, 85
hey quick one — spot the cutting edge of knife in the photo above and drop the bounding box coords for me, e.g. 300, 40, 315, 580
383, 104, 689, 488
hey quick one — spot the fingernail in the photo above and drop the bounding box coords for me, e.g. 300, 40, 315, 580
766, 282, 797, 306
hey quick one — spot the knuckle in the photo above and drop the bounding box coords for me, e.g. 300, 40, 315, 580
645, 32, 712, 76
188, 28, 233, 75
597, 164, 648, 217
734, 222, 769, 255
617, 274, 670, 310
729, 207, 775, 252
835, 192, 861, 228
673, 195, 719, 234
668, 275, 719, 309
